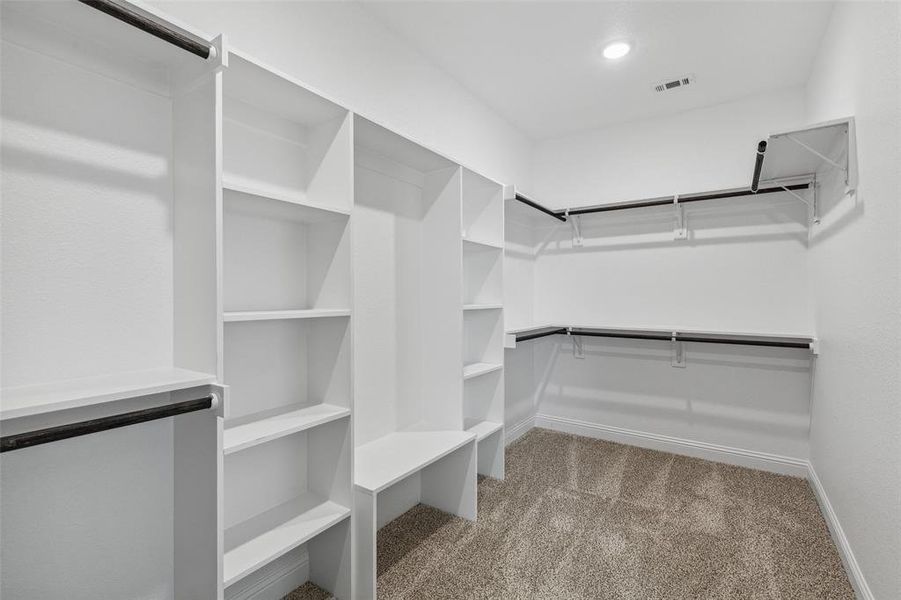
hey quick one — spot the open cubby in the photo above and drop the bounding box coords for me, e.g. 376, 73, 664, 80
223, 317, 350, 425
464, 309, 504, 369
223, 418, 351, 595
223, 188, 351, 314
352, 117, 463, 444
463, 241, 504, 306
352, 116, 479, 598
462, 169, 504, 247
222, 53, 352, 212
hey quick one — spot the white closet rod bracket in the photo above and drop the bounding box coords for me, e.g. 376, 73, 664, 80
671, 333, 686, 368
566, 209, 583, 246
568, 328, 585, 359
673, 194, 687, 240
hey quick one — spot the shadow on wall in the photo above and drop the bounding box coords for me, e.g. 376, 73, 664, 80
529, 336, 812, 450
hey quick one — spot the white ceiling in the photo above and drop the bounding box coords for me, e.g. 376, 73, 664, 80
360, 1, 834, 140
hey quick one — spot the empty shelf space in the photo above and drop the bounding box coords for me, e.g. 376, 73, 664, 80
462, 237, 503, 250
0, 368, 217, 421
223, 309, 351, 323
224, 404, 351, 455
463, 304, 503, 311
223, 492, 350, 587
463, 362, 504, 380
465, 419, 503, 441
223, 179, 351, 222
354, 430, 476, 494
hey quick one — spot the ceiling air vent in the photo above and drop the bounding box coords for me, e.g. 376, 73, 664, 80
654, 75, 695, 93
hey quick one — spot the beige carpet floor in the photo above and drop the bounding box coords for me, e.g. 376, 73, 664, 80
286, 428, 854, 599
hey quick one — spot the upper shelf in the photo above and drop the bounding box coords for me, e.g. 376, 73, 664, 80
224, 51, 346, 127
757, 117, 857, 191
507, 118, 856, 227
1, 368, 217, 421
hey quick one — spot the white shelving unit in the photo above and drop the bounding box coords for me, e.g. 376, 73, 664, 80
0, 4, 223, 599
352, 117, 480, 599
461, 169, 506, 481
219, 50, 353, 599
3, 6, 510, 598
0, 368, 217, 421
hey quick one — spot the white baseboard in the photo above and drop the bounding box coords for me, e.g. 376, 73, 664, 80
534, 413, 809, 477
225, 548, 310, 600
807, 463, 874, 600
505, 415, 535, 446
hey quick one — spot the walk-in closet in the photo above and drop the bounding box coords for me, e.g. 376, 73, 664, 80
1, 1, 898, 599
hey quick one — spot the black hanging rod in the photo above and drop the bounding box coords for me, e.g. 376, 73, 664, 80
751, 140, 768, 192
514, 181, 809, 221
562, 182, 809, 217
516, 327, 811, 350
514, 193, 568, 222
515, 327, 569, 342
0, 396, 214, 453
78, 0, 215, 60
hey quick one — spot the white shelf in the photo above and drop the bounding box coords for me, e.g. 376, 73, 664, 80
224, 403, 350, 455
223, 309, 351, 323
760, 117, 856, 188
463, 363, 504, 379
462, 237, 503, 250
465, 419, 503, 442
354, 430, 475, 494
0, 368, 217, 421
223, 178, 351, 222
463, 304, 503, 311
223, 492, 350, 587
462, 362, 504, 380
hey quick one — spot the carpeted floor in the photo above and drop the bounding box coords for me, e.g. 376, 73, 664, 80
286, 428, 854, 599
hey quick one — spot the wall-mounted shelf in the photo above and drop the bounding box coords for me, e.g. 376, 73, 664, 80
463, 362, 504, 380
462, 236, 503, 250
223, 309, 350, 322
223, 492, 350, 587
0, 368, 217, 421
757, 118, 856, 190
223, 403, 350, 455
463, 304, 503, 311
507, 118, 859, 228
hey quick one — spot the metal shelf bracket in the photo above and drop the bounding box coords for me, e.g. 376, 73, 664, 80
569, 328, 585, 359
566, 210, 583, 246
671, 333, 686, 368
673, 195, 687, 240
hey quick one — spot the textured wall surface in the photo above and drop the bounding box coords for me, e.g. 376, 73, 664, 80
804, 3, 901, 598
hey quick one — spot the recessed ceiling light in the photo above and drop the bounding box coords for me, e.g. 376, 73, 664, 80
602, 41, 631, 60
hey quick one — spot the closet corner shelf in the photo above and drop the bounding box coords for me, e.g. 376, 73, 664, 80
462, 236, 503, 250
222, 178, 352, 220
354, 430, 476, 494
463, 304, 503, 312
465, 419, 503, 441
223, 309, 351, 323
463, 362, 504, 380
223, 492, 350, 587
223, 403, 350, 455
0, 367, 218, 421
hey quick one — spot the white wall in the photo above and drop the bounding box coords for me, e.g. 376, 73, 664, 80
531, 88, 811, 332
804, 4, 901, 598
512, 88, 815, 464
150, 0, 532, 189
